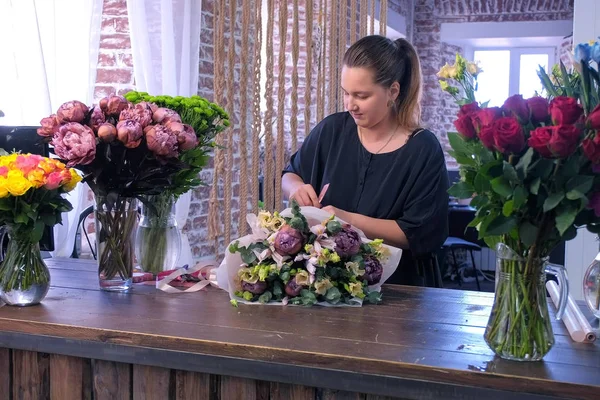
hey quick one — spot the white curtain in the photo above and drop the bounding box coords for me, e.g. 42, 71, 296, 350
0, 0, 103, 257
127, 0, 203, 268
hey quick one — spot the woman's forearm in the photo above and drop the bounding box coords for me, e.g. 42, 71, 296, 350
346, 213, 409, 249
282, 173, 304, 199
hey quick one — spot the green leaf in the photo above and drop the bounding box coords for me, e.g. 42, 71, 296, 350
447, 132, 471, 157
561, 156, 580, 179
519, 222, 539, 247
503, 162, 519, 184
0, 198, 12, 211
454, 155, 477, 166
485, 215, 518, 236
565, 175, 594, 200
556, 207, 578, 236
491, 177, 512, 198
513, 186, 528, 209
563, 225, 578, 241
530, 177, 541, 195
30, 220, 45, 243
543, 192, 565, 212
474, 173, 491, 194
470, 195, 489, 209
483, 236, 502, 250
14, 213, 28, 224
515, 148, 534, 178
529, 158, 554, 180
448, 182, 475, 199
502, 200, 514, 217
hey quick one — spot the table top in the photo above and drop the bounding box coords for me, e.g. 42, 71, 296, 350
0, 258, 598, 400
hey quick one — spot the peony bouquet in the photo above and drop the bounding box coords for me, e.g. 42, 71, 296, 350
217, 201, 402, 307
0, 154, 80, 295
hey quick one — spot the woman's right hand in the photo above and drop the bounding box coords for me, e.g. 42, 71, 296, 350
289, 183, 321, 207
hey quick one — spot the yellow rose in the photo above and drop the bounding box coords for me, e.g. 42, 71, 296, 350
27, 169, 46, 188
6, 174, 32, 196
0, 177, 8, 198
314, 278, 333, 295
62, 169, 82, 192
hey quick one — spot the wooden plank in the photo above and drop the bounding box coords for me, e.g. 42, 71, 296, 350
49, 354, 83, 400
82, 358, 93, 400
12, 350, 50, 400
0, 348, 10, 399
319, 388, 365, 399
92, 359, 131, 400
256, 380, 270, 400
220, 376, 257, 400
175, 370, 210, 400
133, 364, 171, 400
270, 382, 315, 400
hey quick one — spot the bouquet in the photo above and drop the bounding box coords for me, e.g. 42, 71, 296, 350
0, 153, 80, 296
217, 201, 402, 307
37, 95, 220, 285
439, 48, 600, 360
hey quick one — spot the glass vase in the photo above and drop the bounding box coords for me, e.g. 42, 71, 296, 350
135, 193, 181, 275
484, 243, 569, 361
0, 225, 50, 306
583, 251, 600, 319
95, 195, 138, 291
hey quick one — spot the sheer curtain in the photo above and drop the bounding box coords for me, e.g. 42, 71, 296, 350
127, 0, 202, 268
0, 0, 103, 257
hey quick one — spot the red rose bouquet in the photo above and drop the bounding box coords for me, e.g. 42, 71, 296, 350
439, 53, 600, 361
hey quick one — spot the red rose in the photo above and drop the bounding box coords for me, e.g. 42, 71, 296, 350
478, 126, 495, 150
454, 114, 476, 139
583, 137, 600, 164
526, 96, 549, 124
587, 104, 600, 129
502, 94, 529, 123
549, 125, 581, 158
471, 107, 501, 132
458, 102, 480, 117
492, 117, 525, 154
549, 96, 583, 125
528, 127, 553, 158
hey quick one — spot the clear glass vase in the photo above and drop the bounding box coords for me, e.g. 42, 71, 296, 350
0, 225, 50, 306
484, 243, 569, 361
95, 195, 138, 291
135, 193, 181, 275
583, 251, 600, 319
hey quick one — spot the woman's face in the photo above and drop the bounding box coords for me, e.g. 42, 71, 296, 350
341, 66, 397, 129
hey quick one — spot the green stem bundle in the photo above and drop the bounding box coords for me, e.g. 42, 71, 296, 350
137, 193, 177, 275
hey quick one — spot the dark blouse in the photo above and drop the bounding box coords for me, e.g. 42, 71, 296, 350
283, 112, 449, 286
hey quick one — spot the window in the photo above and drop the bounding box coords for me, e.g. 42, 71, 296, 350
471, 48, 554, 107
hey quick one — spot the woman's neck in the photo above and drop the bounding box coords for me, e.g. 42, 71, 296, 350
360, 115, 398, 142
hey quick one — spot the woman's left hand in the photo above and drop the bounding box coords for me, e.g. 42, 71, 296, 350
322, 205, 354, 225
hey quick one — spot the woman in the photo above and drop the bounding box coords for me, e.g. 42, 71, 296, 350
282, 35, 449, 287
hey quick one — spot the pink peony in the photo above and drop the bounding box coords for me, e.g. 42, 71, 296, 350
97, 123, 117, 143
104, 95, 129, 117
144, 125, 179, 158
166, 121, 198, 151
37, 114, 60, 137
119, 103, 153, 128
51, 123, 96, 167
56, 101, 89, 124
152, 107, 182, 125
88, 106, 106, 131
116, 120, 143, 148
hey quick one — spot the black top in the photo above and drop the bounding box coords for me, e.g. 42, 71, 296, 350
283, 112, 449, 285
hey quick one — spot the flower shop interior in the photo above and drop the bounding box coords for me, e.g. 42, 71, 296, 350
0, 1, 598, 400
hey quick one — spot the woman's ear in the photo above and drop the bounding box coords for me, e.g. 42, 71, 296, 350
389, 82, 400, 101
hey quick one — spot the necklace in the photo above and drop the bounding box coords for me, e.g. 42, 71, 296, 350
358, 123, 401, 154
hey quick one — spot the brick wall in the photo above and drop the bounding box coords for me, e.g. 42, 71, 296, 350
413, 0, 574, 170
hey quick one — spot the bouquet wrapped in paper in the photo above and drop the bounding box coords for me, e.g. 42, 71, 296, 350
217, 201, 402, 307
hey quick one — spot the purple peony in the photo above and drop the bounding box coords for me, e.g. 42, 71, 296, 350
241, 280, 268, 295
116, 120, 143, 148
273, 225, 305, 255
284, 276, 305, 297
51, 122, 96, 166
361, 255, 383, 285
56, 100, 89, 124
37, 114, 60, 137
88, 106, 106, 131
333, 225, 361, 257
97, 123, 117, 143
144, 125, 179, 158
119, 102, 153, 128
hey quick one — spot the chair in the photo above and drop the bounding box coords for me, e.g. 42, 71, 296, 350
441, 237, 482, 291
72, 205, 96, 260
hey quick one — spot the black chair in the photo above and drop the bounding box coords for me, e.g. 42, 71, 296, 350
441, 237, 482, 291
71, 205, 96, 260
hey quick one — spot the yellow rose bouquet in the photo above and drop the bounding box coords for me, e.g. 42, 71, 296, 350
0, 153, 81, 306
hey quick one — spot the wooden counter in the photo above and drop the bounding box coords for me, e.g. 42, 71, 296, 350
0, 258, 598, 400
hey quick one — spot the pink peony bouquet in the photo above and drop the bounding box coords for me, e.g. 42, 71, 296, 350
217, 201, 402, 307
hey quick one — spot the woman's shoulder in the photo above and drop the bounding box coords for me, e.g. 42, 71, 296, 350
408, 128, 445, 157
308, 112, 354, 141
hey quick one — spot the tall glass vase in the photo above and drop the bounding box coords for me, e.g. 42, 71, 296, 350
0, 224, 50, 306
583, 250, 600, 319
484, 243, 569, 361
135, 193, 181, 275
95, 195, 138, 291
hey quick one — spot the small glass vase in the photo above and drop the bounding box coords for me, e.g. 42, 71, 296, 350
135, 193, 181, 275
95, 195, 138, 291
583, 251, 600, 319
484, 243, 569, 361
0, 225, 50, 306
